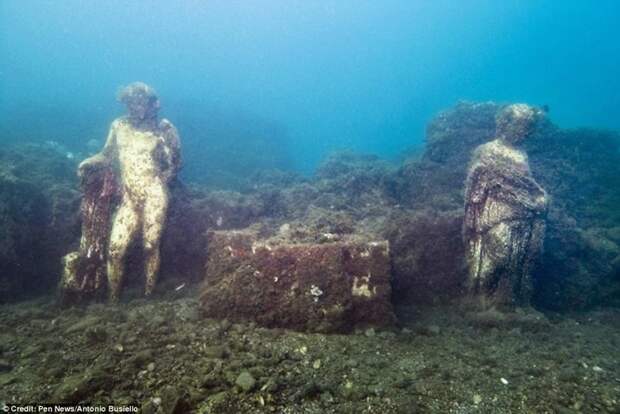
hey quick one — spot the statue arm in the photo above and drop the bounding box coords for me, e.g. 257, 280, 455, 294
465, 146, 491, 205
160, 119, 182, 182
511, 174, 549, 212
78, 120, 118, 178
465, 163, 489, 205
463, 164, 488, 234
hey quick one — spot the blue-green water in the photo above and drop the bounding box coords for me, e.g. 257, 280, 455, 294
1, 0, 619, 177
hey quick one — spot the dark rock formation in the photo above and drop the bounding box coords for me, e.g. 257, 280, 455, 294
395, 102, 498, 210
385, 210, 467, 305
200, 229, 395, 333
0, 145, 81, 303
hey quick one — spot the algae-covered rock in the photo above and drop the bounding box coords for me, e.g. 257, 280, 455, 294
394, 101, 499, 210
0, 145, 80, 303
386, 209, 466, 305
160, 184, 274, 281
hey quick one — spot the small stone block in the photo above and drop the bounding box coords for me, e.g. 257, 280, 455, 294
200, 230, 395, 333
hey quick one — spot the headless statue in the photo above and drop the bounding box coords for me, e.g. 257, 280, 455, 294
463, 104, 548, 308
60, 82, 181, 303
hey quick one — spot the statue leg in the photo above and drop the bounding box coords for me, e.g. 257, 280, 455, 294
107, 198, 139, 302
466, 231, 500, 309
466, 236, 484, 290
143, 184, 168, 296
484, 222, 517, 306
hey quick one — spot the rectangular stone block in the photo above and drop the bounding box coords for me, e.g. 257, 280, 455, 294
200, 230, 395, 333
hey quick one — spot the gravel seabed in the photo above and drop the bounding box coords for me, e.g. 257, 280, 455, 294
1, 287, 618, 413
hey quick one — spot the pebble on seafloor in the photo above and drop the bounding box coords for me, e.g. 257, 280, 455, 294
236, 371, 257, 392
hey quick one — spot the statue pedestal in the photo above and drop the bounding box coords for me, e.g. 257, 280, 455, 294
59, 165, 117, 306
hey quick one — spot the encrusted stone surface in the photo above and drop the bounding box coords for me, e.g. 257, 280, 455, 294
200, 230, 395, 333
463, 104, 548, 308
59, 164, 118, 306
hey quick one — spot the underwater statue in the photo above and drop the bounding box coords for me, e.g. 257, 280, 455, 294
60, 82, 181, 304
463, 104, 548, 308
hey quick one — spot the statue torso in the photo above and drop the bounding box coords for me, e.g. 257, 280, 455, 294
467, 139, 547, 231
114, 119, 167, 200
